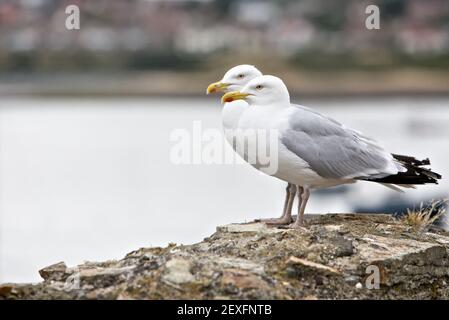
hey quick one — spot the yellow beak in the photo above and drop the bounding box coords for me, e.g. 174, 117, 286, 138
221, 91, 251, 104
206, 81, 229, 94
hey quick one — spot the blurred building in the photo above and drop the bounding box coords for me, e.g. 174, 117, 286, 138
0, 0, 448, 71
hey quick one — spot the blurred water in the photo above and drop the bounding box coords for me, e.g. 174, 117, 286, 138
0, 96, 448, 283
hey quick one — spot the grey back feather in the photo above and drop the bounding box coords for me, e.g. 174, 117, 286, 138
282, 105, 393, 179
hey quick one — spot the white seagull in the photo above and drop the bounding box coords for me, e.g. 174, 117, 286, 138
207, 65, 299, 225
220, 75, 441, 228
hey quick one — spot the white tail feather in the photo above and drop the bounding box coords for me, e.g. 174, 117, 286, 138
378, 183, 404, 192
378, 183, 417, 192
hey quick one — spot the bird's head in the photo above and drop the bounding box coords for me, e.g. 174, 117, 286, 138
221, 75, 290, 107
206, 64, 262, 95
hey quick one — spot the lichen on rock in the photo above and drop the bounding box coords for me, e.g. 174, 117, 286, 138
1, 213, 449, 300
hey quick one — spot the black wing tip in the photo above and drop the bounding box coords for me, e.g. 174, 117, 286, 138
362, 175, 440, 185
392, 154, 432, 166
361, 153, 442, 185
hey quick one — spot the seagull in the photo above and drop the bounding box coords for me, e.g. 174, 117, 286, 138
207, 65, 298, 225
220, 75, 442, 228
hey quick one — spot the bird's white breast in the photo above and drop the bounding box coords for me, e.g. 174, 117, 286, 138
222, 100, 249, 150
222, 100, 249, 130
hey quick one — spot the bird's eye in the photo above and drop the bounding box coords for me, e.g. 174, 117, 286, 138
237, 74, 245, 79
256, 85, 263, 90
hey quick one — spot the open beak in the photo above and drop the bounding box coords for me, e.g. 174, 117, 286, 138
206, 81, 229, 94
221, 91, 251, 104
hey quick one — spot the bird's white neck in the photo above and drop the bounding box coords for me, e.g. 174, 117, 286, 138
248, 99, 290, 113
221, 100, 248, 129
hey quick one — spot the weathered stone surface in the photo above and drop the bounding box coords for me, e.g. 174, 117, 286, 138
286, 256, 341, 275
162, 258, 195, 285
0, 284, 13, 296
39, 262, 69, 282
216, 222, 284, 234
1, 213, 449, 300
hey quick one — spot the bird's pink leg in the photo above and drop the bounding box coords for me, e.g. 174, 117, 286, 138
263, 184, 297, 225
290, 187, 309, 229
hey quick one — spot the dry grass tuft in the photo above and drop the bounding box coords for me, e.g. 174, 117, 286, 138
399, 199, 448, 232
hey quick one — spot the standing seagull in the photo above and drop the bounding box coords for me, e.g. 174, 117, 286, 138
221, 75, 442, 228
207, 65, 298, 225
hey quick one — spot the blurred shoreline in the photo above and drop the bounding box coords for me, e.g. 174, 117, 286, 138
1, 69, 449, 98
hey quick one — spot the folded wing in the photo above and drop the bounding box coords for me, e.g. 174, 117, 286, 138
281, 106, 403, 180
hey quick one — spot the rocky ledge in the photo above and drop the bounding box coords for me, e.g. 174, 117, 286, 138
2, 214, 449, 300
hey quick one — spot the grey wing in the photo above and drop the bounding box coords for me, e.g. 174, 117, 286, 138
282, 107, 400, 180
291, 103, 378, 143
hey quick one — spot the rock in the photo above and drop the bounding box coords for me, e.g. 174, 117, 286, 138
357, 235, 442, 262
78, 266, 136, 287
286, 256, 341, 276
216, 222, 284, 234
39, 262, 69, 281
214, 257, 264, 274
0, 284, 13, 297
221, 269, 269, 290
332, 235, 354, 257
162, 258, 195, 285
2, 213, 449, 299
324, 224, 343, 233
